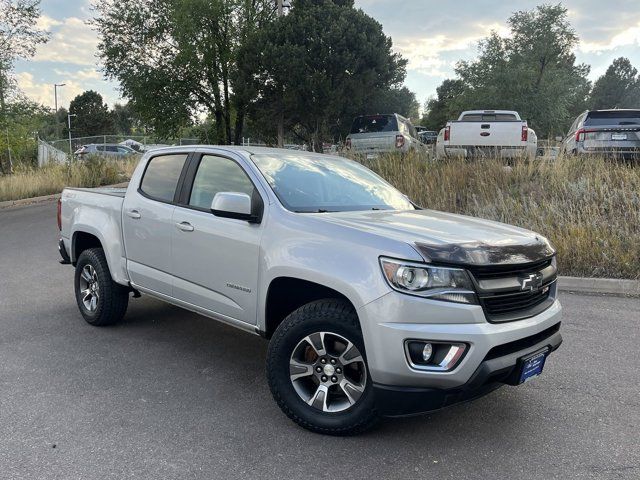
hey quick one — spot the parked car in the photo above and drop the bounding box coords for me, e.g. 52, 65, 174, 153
58, 146, 562, 435
418, 130, 438, 145
74, 143, 138, 159
561, 109, 640, 159
436, 110, 537, 160
345, 113, 420, 158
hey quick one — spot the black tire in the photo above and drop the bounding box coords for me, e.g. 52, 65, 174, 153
74, 248, 129, 326
266, 299, 378, 435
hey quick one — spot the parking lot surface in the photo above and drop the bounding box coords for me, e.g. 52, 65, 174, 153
1, 201, 639, 479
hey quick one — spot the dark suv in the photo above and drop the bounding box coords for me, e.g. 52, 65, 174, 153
562, 109, 640, 159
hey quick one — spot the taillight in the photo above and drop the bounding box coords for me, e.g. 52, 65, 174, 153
345, 138, 351, 150
575, 128, 585, 142
444, 125, 450, 142
57, 198, 62, 231
521, 125, 528, 142
395, 134, 405, 149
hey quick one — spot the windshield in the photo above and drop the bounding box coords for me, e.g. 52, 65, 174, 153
350, 115, 398, 134
251, 153, 415, 213
585, 110, 640, 126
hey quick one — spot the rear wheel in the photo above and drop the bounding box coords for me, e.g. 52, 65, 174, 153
266, 299, 378, 435
74, 248, 129, 326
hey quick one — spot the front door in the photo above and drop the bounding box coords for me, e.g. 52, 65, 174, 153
171, 154, 264, 324
122, 152, 189, 295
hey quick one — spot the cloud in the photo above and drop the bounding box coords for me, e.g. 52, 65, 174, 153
579, 22, 640, 52
15, 70, 117, 109
393, 22, 511, 77
32, 16, 99, 66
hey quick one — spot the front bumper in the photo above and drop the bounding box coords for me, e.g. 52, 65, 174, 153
374, 323, 562, 416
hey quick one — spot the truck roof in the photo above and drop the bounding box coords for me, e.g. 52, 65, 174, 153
140, 145, 328, 158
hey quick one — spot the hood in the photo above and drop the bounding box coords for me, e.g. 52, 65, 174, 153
314, 209, 555, 266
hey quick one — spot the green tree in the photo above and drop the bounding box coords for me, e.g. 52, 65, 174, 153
367, 87, 420, 123
68, 90, 113, 138
590, 57, 640, 109
429, 4, 591, 138
421, 79, 465, 131
0, 0, 49, 112
237, 0, 407, 149
94, 0, 274, 144
0, 96, 49, 171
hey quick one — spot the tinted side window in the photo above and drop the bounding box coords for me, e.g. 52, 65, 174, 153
140, 154, 188, 203
96, 145, 105, 152
189, 155, 255, 210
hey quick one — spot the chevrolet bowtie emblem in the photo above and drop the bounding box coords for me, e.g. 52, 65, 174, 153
520, 272, 543, 291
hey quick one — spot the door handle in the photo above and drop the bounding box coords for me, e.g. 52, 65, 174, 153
126, 209, 141, 219
176, 221, 194, 232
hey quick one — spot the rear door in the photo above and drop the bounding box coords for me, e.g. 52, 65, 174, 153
122, 152, 190, 295
170, 152, 265, 324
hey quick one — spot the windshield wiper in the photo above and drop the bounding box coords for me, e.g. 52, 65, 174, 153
295, 209, 335, 213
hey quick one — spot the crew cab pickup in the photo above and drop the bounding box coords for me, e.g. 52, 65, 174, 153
58, 146, 562, 435
436, 110, 538, 160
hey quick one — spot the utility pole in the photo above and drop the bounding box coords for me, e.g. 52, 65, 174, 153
54, 84, 65, 140
277, 0, 285, 148
54, 83, 65, 112
68, 114, 77, 158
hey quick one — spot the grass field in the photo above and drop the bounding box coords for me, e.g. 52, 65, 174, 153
365, 153, 640, 279
0, 156, 138, 203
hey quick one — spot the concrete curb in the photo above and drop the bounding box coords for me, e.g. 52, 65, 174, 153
0, 183, 129, 209
558, 276, 640, 297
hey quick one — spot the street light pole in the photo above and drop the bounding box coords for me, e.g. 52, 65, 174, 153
54, 83, 65, 112
277, 0, 285, 148
68, 114, 76, 158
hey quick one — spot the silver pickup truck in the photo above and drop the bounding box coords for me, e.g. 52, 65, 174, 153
58, 146, 562, 435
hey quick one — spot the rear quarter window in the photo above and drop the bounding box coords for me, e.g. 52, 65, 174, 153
139, 154, 189, 203
461, 113, 518, 122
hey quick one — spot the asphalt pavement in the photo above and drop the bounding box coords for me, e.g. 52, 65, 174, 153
1, 201, 638, 480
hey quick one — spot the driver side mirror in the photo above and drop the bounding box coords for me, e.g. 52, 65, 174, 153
211, 192, 261, 223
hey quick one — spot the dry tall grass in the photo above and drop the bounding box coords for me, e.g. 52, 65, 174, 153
0, 157, 138, 203
365, 153, 640, 279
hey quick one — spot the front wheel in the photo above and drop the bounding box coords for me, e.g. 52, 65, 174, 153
74, 248, 129, 326
266, 299, 378, 435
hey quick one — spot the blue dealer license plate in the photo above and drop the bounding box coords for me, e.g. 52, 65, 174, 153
518, 349, 548, 384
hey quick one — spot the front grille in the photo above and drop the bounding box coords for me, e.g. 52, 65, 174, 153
482, 283, 553, 317
467, 258, 557, 322
470, 258, 552, 280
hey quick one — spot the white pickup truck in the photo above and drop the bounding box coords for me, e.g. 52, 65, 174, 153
436, 110, 538, 160
58, 146, 562, 435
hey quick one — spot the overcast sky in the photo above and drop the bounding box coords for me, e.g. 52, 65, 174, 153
14, 0, 640, 110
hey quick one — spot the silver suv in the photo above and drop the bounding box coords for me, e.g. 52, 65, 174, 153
74, 143, 138, 159
345, 114, 420, 159
562, 109, 640, 159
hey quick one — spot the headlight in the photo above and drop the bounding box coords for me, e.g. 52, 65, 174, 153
380, 257, 477, 304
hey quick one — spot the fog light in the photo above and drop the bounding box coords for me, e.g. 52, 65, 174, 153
422, 343, 433, 362
405, 341, 467, 371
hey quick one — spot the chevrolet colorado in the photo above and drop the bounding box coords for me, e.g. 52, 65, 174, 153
58, 146, 562, 435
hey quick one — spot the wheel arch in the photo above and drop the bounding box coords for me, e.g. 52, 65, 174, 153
262, 276, 359, 339
70, 225, 129, 285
